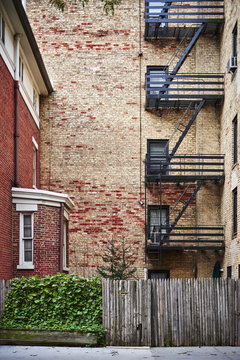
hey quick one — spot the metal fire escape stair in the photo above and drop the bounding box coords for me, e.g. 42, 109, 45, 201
169, 180, 203, 232
170, 24, 205, 76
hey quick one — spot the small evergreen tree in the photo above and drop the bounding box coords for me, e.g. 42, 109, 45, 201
97, 239, 137, 280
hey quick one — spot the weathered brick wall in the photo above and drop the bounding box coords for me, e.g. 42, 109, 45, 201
12, 204, 61, 278
0, 51, 41, 279
18, 94, 40, 189
0, 56, 14, 279
220, 0, 240, 279
26, 0, 223, 278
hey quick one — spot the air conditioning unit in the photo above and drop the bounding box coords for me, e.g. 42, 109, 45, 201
227, 56, 237, 73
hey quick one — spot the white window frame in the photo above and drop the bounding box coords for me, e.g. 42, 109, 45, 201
33, 88, 37, 110
17, 213, 35, 270
63, 212, 69, 272
19, 56, 24, 82
32, 137, 38, 189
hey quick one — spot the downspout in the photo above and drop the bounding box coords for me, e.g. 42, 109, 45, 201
59, 203, 64, 273
14, 34, 21, 187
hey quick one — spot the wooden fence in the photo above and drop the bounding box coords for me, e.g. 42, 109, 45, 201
0, 280, 11, 317
102, 278, 240, 347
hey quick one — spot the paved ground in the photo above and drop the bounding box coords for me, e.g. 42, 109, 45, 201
0, 346, 240, 360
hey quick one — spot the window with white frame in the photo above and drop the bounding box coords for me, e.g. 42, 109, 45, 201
19, 57, 24, 82
33, 147, 37, 188
33, 88, 37, 110
32, 137, 38, 188
63, 217, 69, 271
17, 213, 34, 269
0, 13, 5, 44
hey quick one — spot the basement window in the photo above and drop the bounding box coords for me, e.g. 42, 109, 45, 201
227, 266, 232, 279
148, 270, 169, 280
17, 213, 34, 270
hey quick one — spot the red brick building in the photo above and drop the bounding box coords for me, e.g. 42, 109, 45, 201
0, 0, 73, 279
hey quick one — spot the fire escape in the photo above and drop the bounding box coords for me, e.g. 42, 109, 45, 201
144, 1, 225, 260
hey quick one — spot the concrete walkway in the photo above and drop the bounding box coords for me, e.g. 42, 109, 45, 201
0, 346, 240, 360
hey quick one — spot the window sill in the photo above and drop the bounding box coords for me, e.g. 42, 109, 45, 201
17, 264, 35, 270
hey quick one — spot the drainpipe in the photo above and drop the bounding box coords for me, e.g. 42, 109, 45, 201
14, 34, 21, 187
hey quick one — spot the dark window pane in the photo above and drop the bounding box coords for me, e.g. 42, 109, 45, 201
233, 116, 238, 164
23, 215, 32, 238
227, 266, 232, 279
24, 240, 32, 262
233, 23, 237, 57
233, 189, 237, 234
149, 270, 169, 280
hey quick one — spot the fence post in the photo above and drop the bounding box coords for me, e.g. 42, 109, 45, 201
0, 280, 11, 318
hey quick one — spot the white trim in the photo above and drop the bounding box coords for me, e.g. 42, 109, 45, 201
17, 264, 35, 270
0, 40, 14, 76
18, 212, 34, 269
12, 187, 74, 210
19, 82, 40, 129
16, 204, 38, 212
32, 136, 38, 150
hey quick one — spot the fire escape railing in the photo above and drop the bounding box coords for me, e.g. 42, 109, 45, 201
145, 154, 225, 182
146, 73, 224, 109
146, 225, 224, 251
145, 0, 224, 39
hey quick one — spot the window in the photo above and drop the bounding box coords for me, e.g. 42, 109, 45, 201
147, 139, 169, 175
148, 270, 169, 280
32, 137, 38, 188
19, 57, 24, 82
148, 205, 169, 244
33, 147, 37, 188
239, 265, 240, 279
233, 188, 237, 235
233, 116, 238, 165
33, 88, 37, 110
233, 23, 237, 59
147, 66, 168, 96
227, 266, 232, 279
148, 2, 169, 27
0, 14, 5, 44
63, 217, 68, 270
17, 213, 34, 269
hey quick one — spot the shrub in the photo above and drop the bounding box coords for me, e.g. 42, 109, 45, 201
0, 274, 104, 344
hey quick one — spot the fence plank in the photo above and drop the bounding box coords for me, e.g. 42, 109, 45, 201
102, 278, 240, 347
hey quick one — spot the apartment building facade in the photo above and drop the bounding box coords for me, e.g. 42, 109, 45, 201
23, 0, 239, 279
0, 0, 73, 279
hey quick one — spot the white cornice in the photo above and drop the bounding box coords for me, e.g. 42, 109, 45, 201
12, 187, 74, 210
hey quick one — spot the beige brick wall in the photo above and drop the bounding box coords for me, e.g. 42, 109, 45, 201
220, 0, 240, 279
26, 0, 224, 279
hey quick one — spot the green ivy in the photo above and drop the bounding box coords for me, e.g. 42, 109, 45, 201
0, 274, 105, 344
